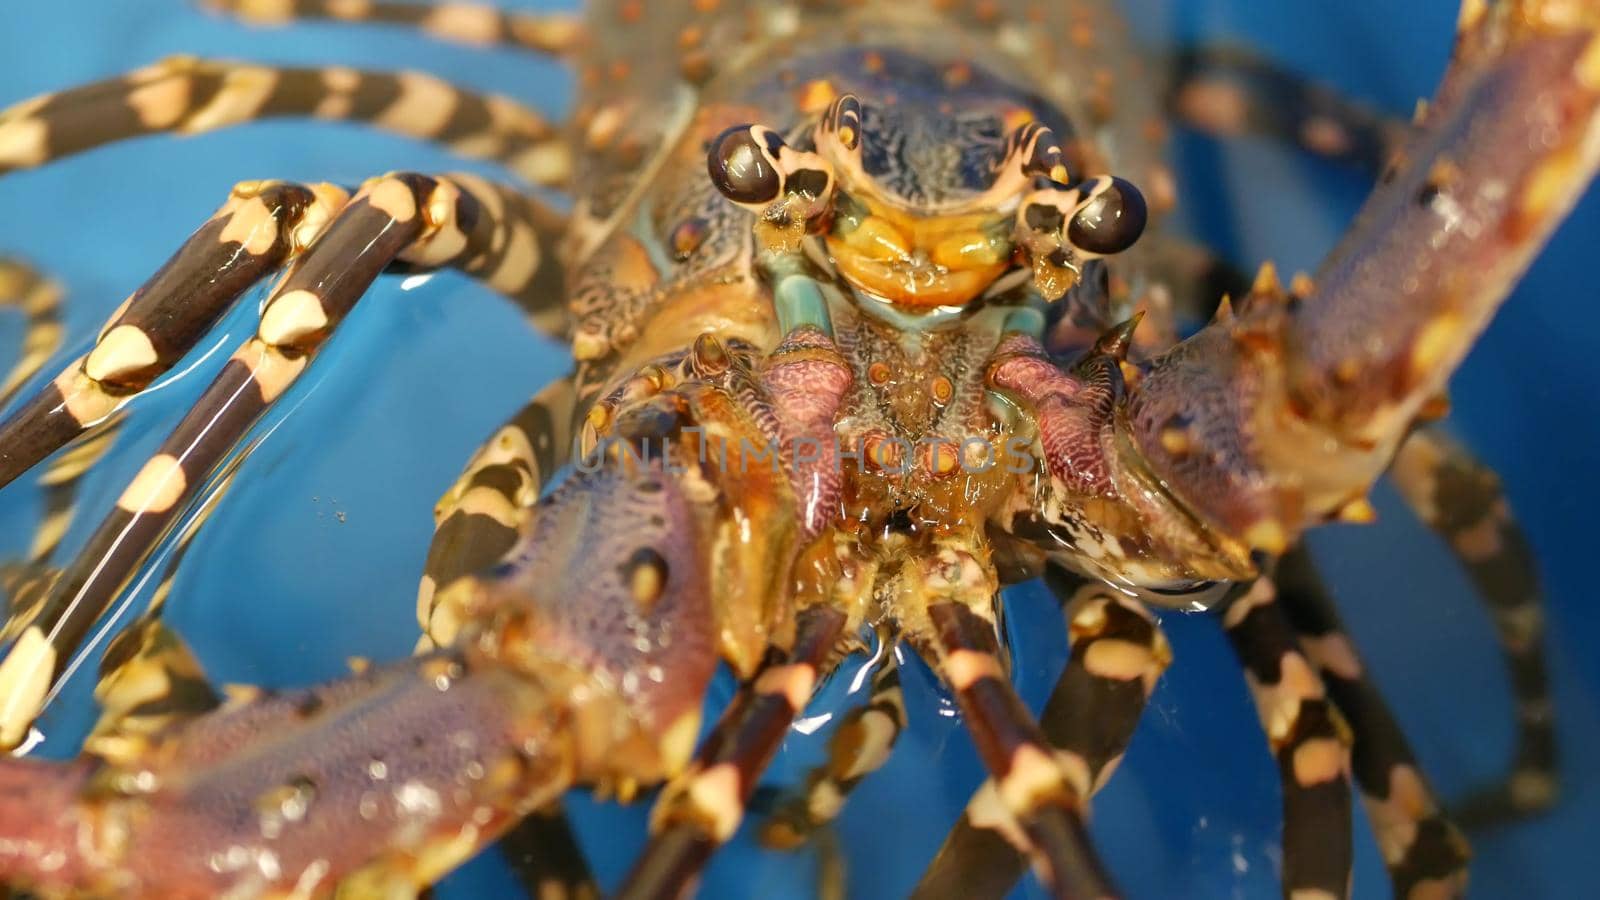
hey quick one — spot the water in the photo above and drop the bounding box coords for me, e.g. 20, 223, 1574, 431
0, 1, 1596, 897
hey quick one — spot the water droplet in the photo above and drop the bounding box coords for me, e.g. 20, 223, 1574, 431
256, 775, 317, 838
395, 781, 442, 822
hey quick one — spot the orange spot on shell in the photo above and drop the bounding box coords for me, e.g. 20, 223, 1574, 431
1001, 106, 1036, 133
585, 104, 625, 149
671, 219, 706, 260
680, 54, 713, 85
796, 79, 838, 114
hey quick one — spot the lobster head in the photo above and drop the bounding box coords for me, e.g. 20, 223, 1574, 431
707, 89, 1148, 310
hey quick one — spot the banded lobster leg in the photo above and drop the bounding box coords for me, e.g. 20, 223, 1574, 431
1390, 425, 1558, 822
0, 261, 126, 644
0, 259, 112, 566
908, 569, 1170, 900
616, 605, 849, 900
1167, 44, 1409, 175
0, 56, 571, 187
1222, 577, 1356, 900
0, 179, 344, 491
418, 376, 578, 651
1124, 2, 1600, 558
86, 453, 243, 746
0, 172, 550, 749
0, 420, 122, 642
757, 628, 907, 851
1273, 545, 1472, 898
898, 536, 1120, 899
204, 0, 585, 57
0, 258, 63, 407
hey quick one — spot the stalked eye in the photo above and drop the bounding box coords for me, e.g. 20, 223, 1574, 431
707, 125, 782, 205
1067, 176, 1148, 256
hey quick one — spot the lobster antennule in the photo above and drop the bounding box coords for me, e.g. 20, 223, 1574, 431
1126, 10, 1600, 555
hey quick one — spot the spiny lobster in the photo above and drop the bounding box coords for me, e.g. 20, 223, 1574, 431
0, 0, 1593, 897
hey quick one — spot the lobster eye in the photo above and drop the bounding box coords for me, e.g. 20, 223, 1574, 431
1067, 176, 1147, 256
708, 125, 782, 205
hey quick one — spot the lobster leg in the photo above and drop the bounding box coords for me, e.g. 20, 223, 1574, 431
0, 179, 343, 491
1126, 2, 1600, 556
499, 807, 598, 900
0, 258, 63, 408
91, 617, 222, 747
85, 444, 244, 744
0, 259, 121, 588
1273, 545, 1471, 898
1223, 577, 1355, 900
0, 56, 570, 187
1167, 44, 1407, 174
1390, 426, 1557, 822
204, 0, 585, 57
0, 420, 122, 654
419, 374, 578, 650
757, 630, 906, 851
0, 260, 82, 650
898, 535, 1119, 900
0, 172, 550, 749
922, 602, 1116, 899
910, 569, 1170, 900
18, 419, 123, 567
617, 605, 848, 900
